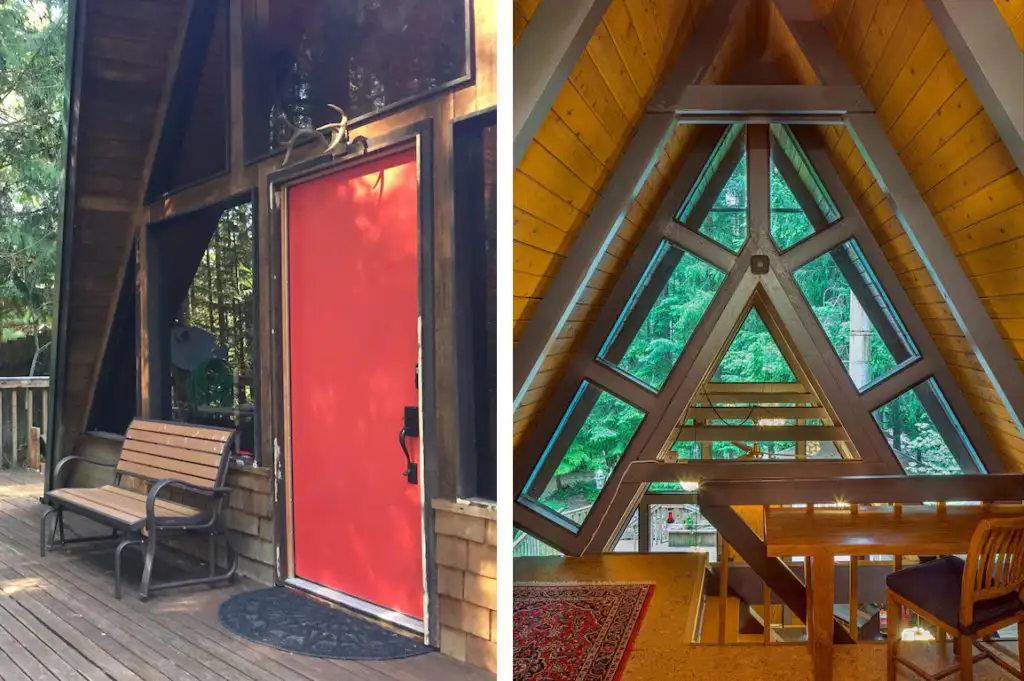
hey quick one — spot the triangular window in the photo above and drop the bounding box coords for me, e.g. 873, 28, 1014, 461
770, 124, 840, 225
513, 529, 564, 557
711, 308, 796, 383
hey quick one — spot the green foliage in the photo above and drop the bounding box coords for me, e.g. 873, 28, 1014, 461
699, 153, 747, 253
712, 309, 795, 383
0, 1, 65, 350
610, 247, 725, 390
873, 386, 963, 475
769, 160, 815, 250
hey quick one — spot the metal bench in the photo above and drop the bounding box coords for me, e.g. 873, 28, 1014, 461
41, 418, 239, 600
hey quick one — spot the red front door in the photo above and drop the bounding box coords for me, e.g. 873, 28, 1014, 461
287, 148, 423, 621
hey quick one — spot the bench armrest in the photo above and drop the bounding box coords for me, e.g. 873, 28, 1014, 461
52, 456, 116, 489
145, 479, 232, 525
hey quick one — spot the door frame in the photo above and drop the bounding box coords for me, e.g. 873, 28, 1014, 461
265, 120, 438, 641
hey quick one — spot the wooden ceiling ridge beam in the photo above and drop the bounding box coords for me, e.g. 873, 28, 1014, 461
922, 0, 1024, 174
78, 0, 196, 439
657, 84, 875, 115
513, 0, 752, 405
513, 0, 614, 166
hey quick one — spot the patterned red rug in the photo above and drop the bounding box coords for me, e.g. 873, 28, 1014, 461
513, 582, 654, 681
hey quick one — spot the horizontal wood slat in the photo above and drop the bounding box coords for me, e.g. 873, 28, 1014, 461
125, 429, 228, 455
121, 439, 222, 468
98, 485, 200, 517
118, 449, 219, 483
48, 489, 141, 525
129, 419, 234, 442
116, 461, 214, 489
675, 425, 849, 441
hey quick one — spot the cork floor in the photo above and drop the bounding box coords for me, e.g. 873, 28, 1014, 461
513, 553, 1023, 680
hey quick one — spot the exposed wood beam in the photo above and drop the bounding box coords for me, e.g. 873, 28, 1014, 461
694, 392, 818, 404
845, 115, 1024, 439
698, 474, 1024, 506
513, 0, 613, 166
923, 0, 1024, 173
773, 0, 1024, 443
624, 460, 886, 483
513, 0, 750, 404
513, 504, 581, 555
675, 425, 849, 441
676, 114, 846, 124
697, 382, 807, 393
658, 85, 874, 115
687, 405, 832, 421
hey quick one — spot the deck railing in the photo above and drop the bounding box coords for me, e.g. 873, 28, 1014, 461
0, 377, 48, 469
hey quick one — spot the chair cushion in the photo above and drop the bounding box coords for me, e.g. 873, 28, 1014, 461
886, 555, 1024, 634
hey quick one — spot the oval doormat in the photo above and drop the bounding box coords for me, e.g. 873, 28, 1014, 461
218, 587, 432, 660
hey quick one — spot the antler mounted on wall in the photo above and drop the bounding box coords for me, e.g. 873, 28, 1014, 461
280, 104, 370, 168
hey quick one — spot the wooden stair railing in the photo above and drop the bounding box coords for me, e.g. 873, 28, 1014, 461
699, 503, 855, 644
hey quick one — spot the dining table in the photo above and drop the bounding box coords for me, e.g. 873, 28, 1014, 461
763, 503, 1024, 681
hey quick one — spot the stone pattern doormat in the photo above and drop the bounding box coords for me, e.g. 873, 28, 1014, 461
513, 582, 654, 681
218, 587, 431, 660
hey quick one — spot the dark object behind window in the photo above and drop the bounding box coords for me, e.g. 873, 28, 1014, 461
243, 0, 471, 162
453, 109, 496, 502
148, 198, 259, 459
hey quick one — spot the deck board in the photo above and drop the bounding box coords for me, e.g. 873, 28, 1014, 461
0, 471, 491, 681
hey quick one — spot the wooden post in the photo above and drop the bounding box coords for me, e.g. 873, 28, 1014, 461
28, 427, 40, 471
849, 555, 859, 641
11, 389, 19, 467
41, 388, 47, 440
702, 419, 712, 459
763, 580, 772, 644
26, 389, 33, 437
720, 542, 730, 644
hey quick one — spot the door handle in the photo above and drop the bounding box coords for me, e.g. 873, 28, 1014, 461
399, 406, 418, 485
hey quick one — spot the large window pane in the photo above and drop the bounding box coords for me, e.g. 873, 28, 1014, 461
794, 240, 918, 391
613, 510, 640, 552
678, 124, 743, 224
520, 383, 645, 531
698, 151, 748, 253
243, 0, 469, 161
872, 379, 974, 475
769, 156, 815, 251
712, 308, 796, 383
599, 242, 726, 391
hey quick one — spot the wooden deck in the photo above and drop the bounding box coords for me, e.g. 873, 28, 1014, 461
0, 470, 492, 681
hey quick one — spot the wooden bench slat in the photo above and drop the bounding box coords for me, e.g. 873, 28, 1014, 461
120, 439, 223, 468
130, 419, 233, 442
49, 489, 142, 525
99, 485, 202, 517
117, 461, 214, 488
125, 429, 228, 455
119, 449, 220, 482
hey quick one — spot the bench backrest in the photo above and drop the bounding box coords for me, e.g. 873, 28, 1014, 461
118, 418, 236, 489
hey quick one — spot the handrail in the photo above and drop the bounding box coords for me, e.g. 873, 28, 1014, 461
698, 473, 1024, 506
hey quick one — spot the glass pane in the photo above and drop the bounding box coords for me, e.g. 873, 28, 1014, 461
520, 383, 645, 530
712, 309, 797, 383
698, 152, 748, 253
513, 529, 564, 558
678, 124, 744, 224
770, 157, 816, 250
770, 124, 840, 224
613, 510, 640, 552
600, 242, 726, 391
648, 481, 700, 493
872, 379, 974, 475
794, 240, 919, 391
170, 202, 257, 457
649, 504, 718, 561
243, 0, 469, 160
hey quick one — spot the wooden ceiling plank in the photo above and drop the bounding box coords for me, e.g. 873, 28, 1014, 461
514, 0, 751, 404
923, 0, 1024, 174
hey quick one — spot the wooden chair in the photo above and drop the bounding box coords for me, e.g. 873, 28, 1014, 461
41, 418, 239, 600
886, 517, 1024, 680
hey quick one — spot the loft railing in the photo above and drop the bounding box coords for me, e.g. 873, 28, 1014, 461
0, 377, 49, 469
